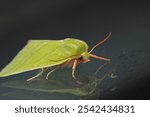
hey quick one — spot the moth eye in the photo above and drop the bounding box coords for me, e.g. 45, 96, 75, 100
78, 56, 83, 61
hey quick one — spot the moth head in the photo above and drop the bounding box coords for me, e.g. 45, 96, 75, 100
79, 52, 90, 63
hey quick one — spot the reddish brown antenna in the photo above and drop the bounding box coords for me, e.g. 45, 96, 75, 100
89, 32, 112, 54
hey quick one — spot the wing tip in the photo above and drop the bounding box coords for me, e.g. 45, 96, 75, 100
0, 71, 15, 77
0, 72, 5, 77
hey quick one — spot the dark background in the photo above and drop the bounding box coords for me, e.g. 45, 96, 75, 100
0, 0, 150, 99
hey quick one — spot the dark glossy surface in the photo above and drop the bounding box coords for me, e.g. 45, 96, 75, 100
0, 1, 150, 99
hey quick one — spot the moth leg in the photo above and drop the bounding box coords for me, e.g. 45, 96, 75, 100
43, 67, 49, 71
46, 65, 61, 80
72, 59, 78, 80
89, 53, 110, 62
46, 60, 71, 80
26, 68, 44, 82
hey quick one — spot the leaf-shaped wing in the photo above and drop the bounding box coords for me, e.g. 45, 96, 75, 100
0, 40, 70, 77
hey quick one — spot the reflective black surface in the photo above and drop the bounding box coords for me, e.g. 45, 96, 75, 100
0, 1, 150, 99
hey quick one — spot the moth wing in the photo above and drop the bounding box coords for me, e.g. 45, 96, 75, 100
0, 40, 72, 77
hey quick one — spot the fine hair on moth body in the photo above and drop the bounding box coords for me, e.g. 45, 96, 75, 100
27, 32, 112, 81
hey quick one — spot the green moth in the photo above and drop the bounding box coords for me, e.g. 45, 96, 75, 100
0, 32, 111, 81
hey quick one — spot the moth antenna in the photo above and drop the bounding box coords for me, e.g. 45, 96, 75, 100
89, 32, 112, 54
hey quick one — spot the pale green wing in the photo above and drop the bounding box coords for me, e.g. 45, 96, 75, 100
0, 40, 73, 77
